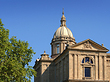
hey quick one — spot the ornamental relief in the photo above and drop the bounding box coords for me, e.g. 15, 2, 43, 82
83, 41, 92, 49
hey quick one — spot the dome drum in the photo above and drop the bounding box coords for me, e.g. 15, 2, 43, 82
51, 37, 75, 43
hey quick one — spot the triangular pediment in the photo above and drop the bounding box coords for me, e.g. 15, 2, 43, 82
70, 39, 109, 52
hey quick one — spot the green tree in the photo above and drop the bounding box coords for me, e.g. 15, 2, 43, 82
0, 19, 37, 82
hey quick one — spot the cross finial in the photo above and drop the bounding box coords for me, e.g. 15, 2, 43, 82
44, 50, 46, 54
62, 8, 64, 15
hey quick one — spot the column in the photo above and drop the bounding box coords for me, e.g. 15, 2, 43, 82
69, 54, 73, 79
95, 55, 98, 80
104, 56, 107, 80
74, 54, 77, 79
99, 56, 103, 80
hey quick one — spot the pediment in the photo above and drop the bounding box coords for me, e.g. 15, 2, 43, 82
70, 39, 109, 52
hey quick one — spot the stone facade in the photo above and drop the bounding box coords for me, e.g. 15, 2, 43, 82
33, 11, 110, 82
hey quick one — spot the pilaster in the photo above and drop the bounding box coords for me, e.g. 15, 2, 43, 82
78, 54, 81, 79
99, 56, 103, 80
95, 55, 98, 80
69, 54, 73, 79
74, 54, 77, 79
104, 56, 107, 80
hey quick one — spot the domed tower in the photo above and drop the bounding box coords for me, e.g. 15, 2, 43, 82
50, 10, 76, 58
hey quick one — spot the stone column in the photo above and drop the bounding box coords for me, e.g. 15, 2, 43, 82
95, 55, 98, 80
104, 56, 107, 80
69, 54, 73, 79
74, 54, 77, 79
99, 56, 103, 80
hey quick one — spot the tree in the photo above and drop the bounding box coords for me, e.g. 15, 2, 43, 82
0, 19, 37, 82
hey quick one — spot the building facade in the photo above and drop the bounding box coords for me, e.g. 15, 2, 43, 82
33, 11, 110, 82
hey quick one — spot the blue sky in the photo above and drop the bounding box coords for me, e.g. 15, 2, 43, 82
0, 0, 110, 81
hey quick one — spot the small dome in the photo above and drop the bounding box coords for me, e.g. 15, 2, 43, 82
53, 26, 74, 38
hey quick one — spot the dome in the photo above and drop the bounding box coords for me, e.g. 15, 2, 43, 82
53, 26, 74, 38
53, 10, 74, 39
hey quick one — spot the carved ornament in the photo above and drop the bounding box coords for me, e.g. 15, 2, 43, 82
84, 41, 92, 49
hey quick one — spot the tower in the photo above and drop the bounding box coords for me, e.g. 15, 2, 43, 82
50, 10, 76, 58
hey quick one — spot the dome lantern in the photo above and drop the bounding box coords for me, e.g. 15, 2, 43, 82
60, 9, 66, 27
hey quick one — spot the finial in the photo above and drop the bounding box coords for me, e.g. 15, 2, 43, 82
102, 44, 104, 47
44, 50, 46, 54
60, 8, 66, 27
62, 8, 64, 15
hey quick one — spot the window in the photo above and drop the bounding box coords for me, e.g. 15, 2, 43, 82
82, 57, 93, 79
65, 44, 67, 49
85, 57, 89, 63
57, 44, 59, 53
90, 59, 93, 64
82, 57, 93, 64
85, 67, 91, 77
82, 58, 84, 63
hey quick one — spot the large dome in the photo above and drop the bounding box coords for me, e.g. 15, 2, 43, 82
53, 26, 74, 38
53, 11, 74, 39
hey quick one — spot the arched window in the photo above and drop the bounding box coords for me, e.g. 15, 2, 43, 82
82, 57, 93, 64
65, 44, 67, 49
57, 44, 59, 53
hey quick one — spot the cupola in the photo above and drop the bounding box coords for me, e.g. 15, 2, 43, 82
51, 10, 76, 58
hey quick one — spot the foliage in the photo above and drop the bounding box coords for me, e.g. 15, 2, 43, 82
0, 19, 36, 82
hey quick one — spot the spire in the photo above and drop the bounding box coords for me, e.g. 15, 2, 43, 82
62, 8, 64, 15
60, 8, 66, 27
